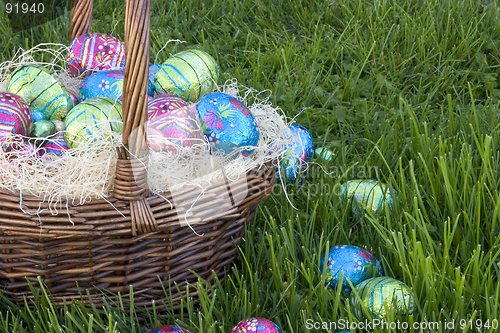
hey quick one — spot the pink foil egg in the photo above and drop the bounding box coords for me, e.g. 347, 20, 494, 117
231, 318, 283, 333
0, 92, 32, 152
41, 133, 69, 161
67, 33, 126, 78
150, 325, 190, 333
17, 142, 39, 159
146, 126, 166, 152
147, 94, 202, 152
69, 92, 80, 108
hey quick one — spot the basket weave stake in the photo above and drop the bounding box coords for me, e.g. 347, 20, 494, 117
0, 0, 276, 311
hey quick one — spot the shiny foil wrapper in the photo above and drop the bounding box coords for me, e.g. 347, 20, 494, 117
80, 69, 154, 102
64, 97, 122, 149
150, 325, 190, 333
276, 124, 314, 182
154, 49, 220, 102
341, 179, 393, 215
351, 277, 415, 318
67, 33, 126, 78
148, 94, 202, 152
196, 92, 259, 157
0, 92, 32, 152
7, 66, 73, 121
231, 318, 282, 333
42, 133, 69, 158
319, 245, 383, 293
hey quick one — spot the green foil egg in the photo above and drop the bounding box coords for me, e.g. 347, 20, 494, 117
6, 66, 73, 121
33, 120, 56, 138
154, 49, 220, 102
64, 97, 122, 149
340, 179, 393, 215
350, 276, 414, 318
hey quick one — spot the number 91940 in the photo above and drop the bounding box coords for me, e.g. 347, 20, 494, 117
5, 2, 45, 14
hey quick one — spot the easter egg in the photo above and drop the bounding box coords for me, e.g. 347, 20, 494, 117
6, 66, 73, 120
340, 179, 393, 215
231, 318, 282, 333
146, 126, 166, 152
17, 142, 38, 159
31, 110, 46, 122
276, 124, 314, 182
80, 69, 154, 102
350, 277, 415, 318
69, 92, 80, 107
0, 92, 32, 152
319, 245, 383, 293
53, 120, 65, 132
314, 147, 334, 161
64, 97, 123, 149
154, 49, 220, 102
33, 120, 55, 138
42, 133, 69, 158
148, 94, 202, 152
150, 325, 190, 333
196, 92, 259, 157
67, 33, 126, 78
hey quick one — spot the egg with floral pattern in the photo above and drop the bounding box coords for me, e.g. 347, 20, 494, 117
231, 317, 282, 333
80, 69, 154, 102
147, 94, 202, 152
150, 325, 190, 333
67, 33, 125, 78
196, 92, 259, 157
319, 245, 383, 293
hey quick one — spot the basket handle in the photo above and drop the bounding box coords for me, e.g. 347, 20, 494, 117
69, 0, 157, 235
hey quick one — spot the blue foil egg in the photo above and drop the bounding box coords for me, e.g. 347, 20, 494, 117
196, 92, 259, 157
276, 124, 314, 182
319, 245, 383, 293
80, 69, 154, 102
31, 110, 46, 122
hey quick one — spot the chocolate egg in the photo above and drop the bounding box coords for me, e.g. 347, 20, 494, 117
319, 245, 383, 293
42, 133, 69, 159
146, 126, 166, 152
196, 92, 259, 157
350, 277, 415, 318
148, 94, 202, 152
6, 66, 73, 120
33, 120, 56, 138
80, 69, 154, 102
67, 33, 126, 78
154, 49, 219, 102
0, 92, 32, 152
31, 111, 46, 122
275, 124, 314, 182
231, 318, 282, 333
340, 179, 393, 215
150, 325, 190, 333
314, 147, 334, 161
64, 97, 122, 149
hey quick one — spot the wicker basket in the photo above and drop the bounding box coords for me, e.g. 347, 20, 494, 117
0, 0, 276, 311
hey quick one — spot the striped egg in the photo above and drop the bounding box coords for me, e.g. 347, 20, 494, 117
154, 49, 220, 102
6, 66, 73, 121
0, 92, 32, 152
67, 33, 125, 78
64, 97, 123, 149
42, 133, 69, 159
147, 94, 202, 152
319, 245, 383, 293
340, 179, 393, 216
350, 277, 415, 318
80, 69, 154, 102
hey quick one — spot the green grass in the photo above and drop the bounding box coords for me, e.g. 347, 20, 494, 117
1, 0, 500, 332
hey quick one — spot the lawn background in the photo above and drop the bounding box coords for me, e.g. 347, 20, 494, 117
1, 0, 500, 332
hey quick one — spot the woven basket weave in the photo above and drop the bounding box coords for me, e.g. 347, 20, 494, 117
0, 0, 276, 311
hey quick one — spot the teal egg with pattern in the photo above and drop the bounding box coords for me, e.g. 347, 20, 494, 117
350, 277, 415, 318
154, 49, 220, 102
6, 66, 73, 121
64, 97, 122, 149
319, 245, 383, 293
